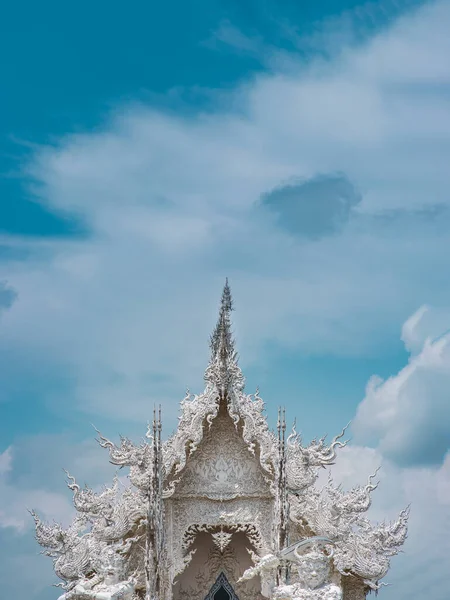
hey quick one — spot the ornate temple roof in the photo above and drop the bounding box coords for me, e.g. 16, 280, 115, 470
163, 279, 277, 489
31, 281, 409, 600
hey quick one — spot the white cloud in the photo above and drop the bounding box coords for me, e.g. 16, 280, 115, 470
0, 446, 72, 531
353, 305, 450, 465
0, 446, 12, 474
401, 304, 450, 353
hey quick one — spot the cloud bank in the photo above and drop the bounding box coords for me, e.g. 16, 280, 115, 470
0, 0, 448, 425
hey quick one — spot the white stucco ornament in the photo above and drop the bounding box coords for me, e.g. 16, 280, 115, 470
55, 547, 136, 600
31, 281, 408, 600
240, 538, 342, 600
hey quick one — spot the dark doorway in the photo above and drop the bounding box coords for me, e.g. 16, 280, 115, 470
214, 586, 230, 600
205, 572, 239, 600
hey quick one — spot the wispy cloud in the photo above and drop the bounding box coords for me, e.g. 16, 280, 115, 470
203, 20, 265, 58
0, 446, 72, 531
0, 280, 17, 311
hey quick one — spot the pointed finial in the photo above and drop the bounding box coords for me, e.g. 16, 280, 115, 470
210, 279, 235, 360
221, 278, 233, 313
204, 280, 245, 394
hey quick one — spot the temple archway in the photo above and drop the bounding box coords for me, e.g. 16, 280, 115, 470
173, 530, 263, 600
205, 572, 239, 600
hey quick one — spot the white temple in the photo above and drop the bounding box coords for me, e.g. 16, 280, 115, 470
32, 281, 409, 600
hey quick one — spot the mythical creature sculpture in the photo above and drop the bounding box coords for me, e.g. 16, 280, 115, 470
289, 471, 409, 590
56, 547, 136, 600
240, 538, 341, 600
31, 472, 148, 595
285, 424, 348, 494
273, 544, 342, 600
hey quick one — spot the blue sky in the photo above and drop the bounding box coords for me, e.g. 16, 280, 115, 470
1, 0, 450, 598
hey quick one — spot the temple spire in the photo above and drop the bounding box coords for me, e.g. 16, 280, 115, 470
210, 278, 235, 361
206, 279, 244, 395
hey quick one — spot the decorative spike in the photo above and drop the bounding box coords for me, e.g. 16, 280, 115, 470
209, 279, 235, 360
204, 279, 245, 397
221, 278, 233, 312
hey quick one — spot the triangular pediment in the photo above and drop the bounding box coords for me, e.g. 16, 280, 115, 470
172, 403, 272, 499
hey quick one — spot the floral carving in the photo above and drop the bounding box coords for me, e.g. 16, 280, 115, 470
212, 529, 233, 552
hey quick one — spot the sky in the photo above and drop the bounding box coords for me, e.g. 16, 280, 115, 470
0, 0, 449, 598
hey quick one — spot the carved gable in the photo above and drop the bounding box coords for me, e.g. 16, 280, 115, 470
173, 406, 272, 500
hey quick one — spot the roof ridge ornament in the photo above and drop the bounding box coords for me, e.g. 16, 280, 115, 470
209, 278, 234, 362
204, 279, 245, 396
